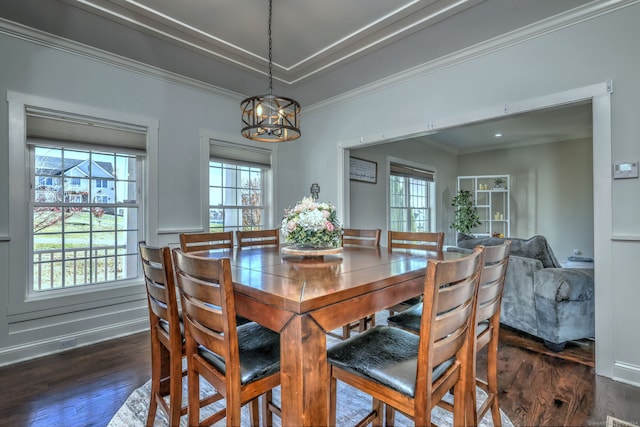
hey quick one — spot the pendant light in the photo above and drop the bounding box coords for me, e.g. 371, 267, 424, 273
241, 0, 301, 142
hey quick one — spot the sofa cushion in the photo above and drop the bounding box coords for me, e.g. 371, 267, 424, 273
457, 234, 562, 268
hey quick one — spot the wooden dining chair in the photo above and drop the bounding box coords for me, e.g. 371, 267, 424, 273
236, 229, 280, 248
328, 228, 382, 340
341, 228, 381, 248
179, 231, 234, 253
139, 242, 217, 426
387, 230, 444, 253
327, 247, 484, 427
387, 240, 512, 426
172, 249, 282, 427
386, 231, 445, 315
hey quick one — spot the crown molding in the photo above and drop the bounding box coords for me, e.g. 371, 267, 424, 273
0, 17, 244, 102
306, 0, 639, 114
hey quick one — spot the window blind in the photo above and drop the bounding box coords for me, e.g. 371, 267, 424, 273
210, 140, 271, 168
389, 162, 435, 181
25, 107, 147, 151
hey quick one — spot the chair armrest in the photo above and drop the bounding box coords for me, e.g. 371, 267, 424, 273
533, 268, 594, 302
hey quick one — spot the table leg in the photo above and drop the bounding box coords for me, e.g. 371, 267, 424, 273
280, 314, 329, 426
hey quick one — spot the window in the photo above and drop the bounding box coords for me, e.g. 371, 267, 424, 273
31, 145, 142, 292
209, 141, 272, 233
389, 161, 435, 232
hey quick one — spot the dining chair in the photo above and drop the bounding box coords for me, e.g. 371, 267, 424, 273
179, 231, 234, 253
387, 240, 512, 426
139, 242, 217, 426
328, 228, 382, 340
327, 246, 484, 427
386, 231, 445, 315
236, 229, 280, 248
341, 228, 381, 248
172, 249, 282, 427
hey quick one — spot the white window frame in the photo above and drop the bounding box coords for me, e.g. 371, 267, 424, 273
7, 91, 159, 318
199, 134, 277, 233
388, 159, 436, 233
30, 144, 143, 293
208, 160, 269, 233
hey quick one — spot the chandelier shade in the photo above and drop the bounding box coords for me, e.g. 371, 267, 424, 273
241, 94, 300, 142
241, 0, 301, 143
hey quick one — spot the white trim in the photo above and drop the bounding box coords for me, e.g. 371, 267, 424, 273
307, 0, 637, 114
0, 317, 149, 368
613, 362, 640, 388
0, 235, 9, 241
337, 82, 613, 378
0, 18, 243, 101
6, 91, 159, 318
611, 235, 640, 241
198, 130, 279, 230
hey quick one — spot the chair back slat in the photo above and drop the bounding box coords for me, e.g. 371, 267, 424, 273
172, 250, 239, 368
342, 228, 381, 247
236, 229, 280, 248
388, 231, 444, 253
476, 241, 511, 324
416, 247, 483, 386
180, 232, 234, 253
139, 242, 180, 331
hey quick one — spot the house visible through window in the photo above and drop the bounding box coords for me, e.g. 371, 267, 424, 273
389, 161, 435, 232
209, 141, 271, 233
28, 108, 146, 293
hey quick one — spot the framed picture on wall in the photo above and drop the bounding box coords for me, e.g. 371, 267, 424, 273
349, 157, 377, 184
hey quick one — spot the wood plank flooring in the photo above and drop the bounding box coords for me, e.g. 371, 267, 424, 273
0, 330, 639, 427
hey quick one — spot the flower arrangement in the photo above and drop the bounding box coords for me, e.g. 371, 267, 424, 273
281, 197, 342, 248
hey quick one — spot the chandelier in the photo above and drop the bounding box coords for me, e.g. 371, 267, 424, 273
241, 0, 301, 142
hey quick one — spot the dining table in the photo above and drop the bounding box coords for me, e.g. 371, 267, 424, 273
196, 244, 460, 426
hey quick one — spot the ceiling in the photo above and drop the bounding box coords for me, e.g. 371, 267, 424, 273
0, 0, 595, 150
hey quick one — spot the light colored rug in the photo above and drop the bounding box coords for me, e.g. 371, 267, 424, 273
109, 313, 514, 426
109, 376, 513, 427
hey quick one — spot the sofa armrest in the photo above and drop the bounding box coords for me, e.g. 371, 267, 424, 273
533, 268, 594, 302
445, 246, 474, 254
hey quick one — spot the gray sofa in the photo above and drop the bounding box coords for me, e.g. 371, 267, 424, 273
451, 234, 595, 351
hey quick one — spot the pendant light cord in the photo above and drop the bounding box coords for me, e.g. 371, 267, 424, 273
268, 0, 273, 96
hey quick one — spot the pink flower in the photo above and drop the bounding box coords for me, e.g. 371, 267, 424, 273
325, 221, 334, 231
287, 220, 297, 231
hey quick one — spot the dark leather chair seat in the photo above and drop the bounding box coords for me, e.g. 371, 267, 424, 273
198, 322, 281, 385
388, 305, 490, 337
327, 326, 453, 398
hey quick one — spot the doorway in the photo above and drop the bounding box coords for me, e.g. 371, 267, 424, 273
336, 82, 613, 377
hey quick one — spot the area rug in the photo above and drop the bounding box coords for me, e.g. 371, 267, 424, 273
110, 313, 513, 426
109, 368, 513, 427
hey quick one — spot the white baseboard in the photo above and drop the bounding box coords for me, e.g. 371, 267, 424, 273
0, 317, 149, 368
613, 361, 640, 388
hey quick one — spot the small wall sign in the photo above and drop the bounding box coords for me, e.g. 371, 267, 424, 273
349, 157, 377, 184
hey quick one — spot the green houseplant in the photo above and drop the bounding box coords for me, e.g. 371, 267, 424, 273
450, 190, 481, 235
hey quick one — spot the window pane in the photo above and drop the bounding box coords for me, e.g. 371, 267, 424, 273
31, 145, 142, 292
209, 160, 267, 233
389, 168, 433, 232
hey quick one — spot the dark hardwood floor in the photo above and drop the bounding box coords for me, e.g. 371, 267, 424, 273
1, 330, 639, 427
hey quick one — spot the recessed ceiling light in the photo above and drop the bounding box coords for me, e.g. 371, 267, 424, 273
494, 133, 503, 138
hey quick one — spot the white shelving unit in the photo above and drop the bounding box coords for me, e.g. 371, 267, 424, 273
457, 175, 510, 238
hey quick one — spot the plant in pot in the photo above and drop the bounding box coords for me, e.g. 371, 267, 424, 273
493, 177, 506, 189
450, 190, 481, 237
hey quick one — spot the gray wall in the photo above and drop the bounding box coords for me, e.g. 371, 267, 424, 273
349, 140, 458, 247
349, 137, 594, 263
457, 138, 594, 261
0, 1, 639, 385
281, 3, 640, 384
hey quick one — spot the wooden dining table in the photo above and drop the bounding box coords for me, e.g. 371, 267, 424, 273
197, 245, 458, 426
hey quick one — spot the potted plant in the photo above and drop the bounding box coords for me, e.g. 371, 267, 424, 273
493, 177, 506, 189
450, 190, 481, 235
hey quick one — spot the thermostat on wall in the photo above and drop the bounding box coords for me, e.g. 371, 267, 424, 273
613, 161, 639, 179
